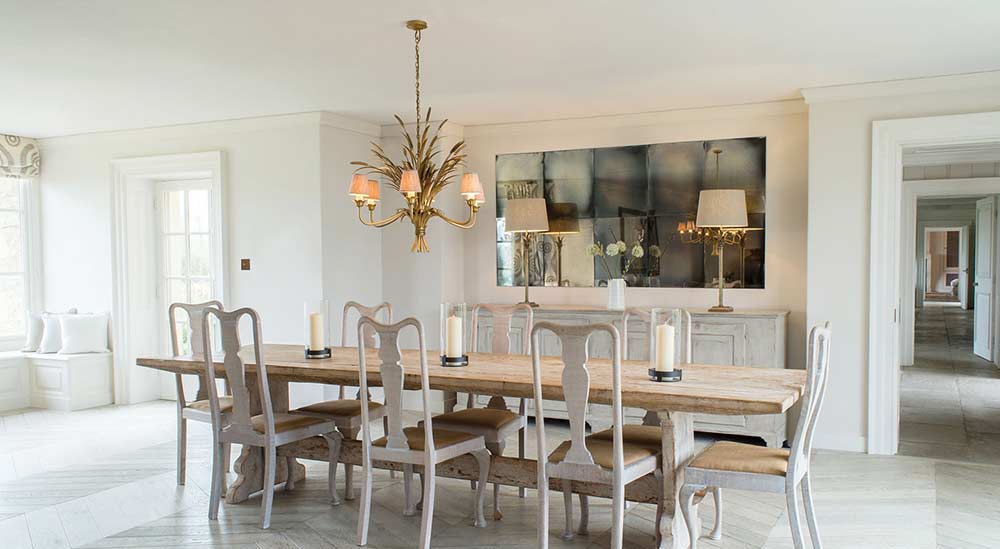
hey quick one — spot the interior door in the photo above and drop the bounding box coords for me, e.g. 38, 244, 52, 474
959, 225, 971, 310
974, 197, 995, 360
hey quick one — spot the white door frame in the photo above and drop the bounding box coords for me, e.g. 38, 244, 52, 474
110, 152, 227, 404
869, 110, 1000, 455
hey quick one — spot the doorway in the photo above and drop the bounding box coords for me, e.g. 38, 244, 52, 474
868, 111, 1000, 455
110, 152, 226, 404
922, 226, 968, 308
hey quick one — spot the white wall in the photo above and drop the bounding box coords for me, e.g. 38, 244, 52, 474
806, 80, 1000, 451
461, 100, 810, 380
39, 113, 376, 407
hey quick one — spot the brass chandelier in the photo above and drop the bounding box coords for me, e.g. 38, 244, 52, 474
348, 19, 483, 253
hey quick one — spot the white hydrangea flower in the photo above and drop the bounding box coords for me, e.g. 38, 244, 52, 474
649, 245, 662, 258
631, 244, 644, 258
605, 243, 621, 256
586, 243, 603, 256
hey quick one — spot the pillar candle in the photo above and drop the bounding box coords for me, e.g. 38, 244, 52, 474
446, 314, 463, 358
655, 323, 675, 372
309, 312, 325, 350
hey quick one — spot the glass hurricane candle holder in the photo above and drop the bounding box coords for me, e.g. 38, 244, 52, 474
648, 308, 682, 382
304, 299, 331, 359
440, 302, 469, 366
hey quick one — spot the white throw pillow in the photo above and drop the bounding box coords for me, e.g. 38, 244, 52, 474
23, 308, 77, 352
58, 314, 110, 354
38, 315, 64, 353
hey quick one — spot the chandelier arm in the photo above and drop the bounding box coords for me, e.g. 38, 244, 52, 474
357, 207, 410, 228
430, 203, 478, 229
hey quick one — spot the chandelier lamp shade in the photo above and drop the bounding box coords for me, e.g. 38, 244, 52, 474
348, 19, 483, 253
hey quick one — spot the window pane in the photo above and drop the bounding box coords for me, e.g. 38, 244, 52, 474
189, 235, 210, 277
188, 190, 210, 233
163, 190, 185, 233
0, 179, 19, 210
168, 278, 189, 305
190, 279, 211, 303
0, 275, 25, 337
0, 211, 23, 273
164, 235, 186, 276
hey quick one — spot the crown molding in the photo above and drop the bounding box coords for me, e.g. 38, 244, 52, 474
380, 120, 465, 139
801, 71, 1000, 104
902, 143, 1000, 167
319, 112, 381, 137
462, 99, 805, 138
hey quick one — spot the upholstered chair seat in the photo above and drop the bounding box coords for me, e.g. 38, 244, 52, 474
250, 413, 332, 434
589, 424, 662, 450
188, 396, 233, 413
431, 408, 521, 430
547, 437, 658, 469
294, 399, 383, 417
373, 426, 480, 451
688, 441, 790, 476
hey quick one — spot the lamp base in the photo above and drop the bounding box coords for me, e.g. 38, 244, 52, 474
518, 300, 540, 308
708, 305, 734, 312
305, 347, 332, 359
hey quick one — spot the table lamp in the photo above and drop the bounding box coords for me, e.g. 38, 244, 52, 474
505, 198, 549, 307
695, 189, 748, 312
544, 202, 580, 287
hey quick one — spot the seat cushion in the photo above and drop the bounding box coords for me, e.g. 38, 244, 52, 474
188, 396, 233, 413
373, 426, 480, 451
294, 399, 383, 417
432, 408, 521, 431
688, 441, 790, 476
589, 425, 662, 450
548, 437, 658, 469
251, 413, 330, 434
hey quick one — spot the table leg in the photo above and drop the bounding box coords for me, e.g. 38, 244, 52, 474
226, 377, 305, 504
656, 411, 698, 549
441, 390, 458, 413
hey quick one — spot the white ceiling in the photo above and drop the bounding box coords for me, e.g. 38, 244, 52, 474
5, 1, 1000, 138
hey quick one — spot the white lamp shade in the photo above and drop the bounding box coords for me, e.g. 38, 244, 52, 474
505, 198, 550, 233
460, 173, 483, 197
695, 190, 748, 228
349, 174, 369, 198
400, 170, 421, 194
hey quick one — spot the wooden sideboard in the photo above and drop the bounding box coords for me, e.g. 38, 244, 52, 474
471, 305, 789, 448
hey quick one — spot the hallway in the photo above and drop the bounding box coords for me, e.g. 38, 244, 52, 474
901, 306, 1000, 461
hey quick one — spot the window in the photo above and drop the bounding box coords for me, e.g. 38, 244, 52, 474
158, 180, 218, 355
0, 178, 31, 343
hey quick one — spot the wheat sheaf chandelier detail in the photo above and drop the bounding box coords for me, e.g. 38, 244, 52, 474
348, 19, 483, 253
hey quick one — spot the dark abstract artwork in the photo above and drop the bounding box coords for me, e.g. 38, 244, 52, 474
495, 137, 766, 289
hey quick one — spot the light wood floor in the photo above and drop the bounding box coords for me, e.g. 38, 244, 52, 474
1, 398, 998, 548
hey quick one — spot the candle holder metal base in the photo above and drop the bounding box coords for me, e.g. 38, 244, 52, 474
440, 355, 469, 367
305, 347, 332, 359
708, 305, 734, 312
648, 368, 682, 382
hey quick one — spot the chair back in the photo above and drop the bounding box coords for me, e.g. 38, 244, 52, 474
341, 301, 392, 399
168, 300, 223, 358
531, 321, 623, 470
789, 322, 833, 472
356, 316, 434, 453
621, 307, 691, 362
202, 307, 275, 438
470, 303, 533, 355
342, 301, 392, 347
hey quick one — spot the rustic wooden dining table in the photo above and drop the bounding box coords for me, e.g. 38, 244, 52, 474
137, 343, 805, 548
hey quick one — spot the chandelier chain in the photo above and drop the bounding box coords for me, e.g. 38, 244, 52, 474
414, 27, 421, 129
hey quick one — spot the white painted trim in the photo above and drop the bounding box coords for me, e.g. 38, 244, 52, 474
869, 111, 1000, 456
319, 111, 381, 137
803, 70, 1000, 104
110, 151, 226, 404
462, 99, 805, 138
903, 144, 1000, 167
900, 178, 1000, 365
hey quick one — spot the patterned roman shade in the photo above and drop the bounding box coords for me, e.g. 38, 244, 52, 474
0, 134, 40, 178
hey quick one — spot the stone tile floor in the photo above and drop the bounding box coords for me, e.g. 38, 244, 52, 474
900, 305, 1000, 463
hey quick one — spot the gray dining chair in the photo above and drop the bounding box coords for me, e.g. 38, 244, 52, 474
680, 322, 832, 548
355, 316, 491, 548
531, 321, 662, 549
292, 300, 392, 499
202, 306, 343, 529
169, 300, 230, 486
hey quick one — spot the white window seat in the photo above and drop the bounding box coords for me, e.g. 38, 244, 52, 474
0, 351, 113, 412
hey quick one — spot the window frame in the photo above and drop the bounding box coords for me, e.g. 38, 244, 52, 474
0, 178, 42, 350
